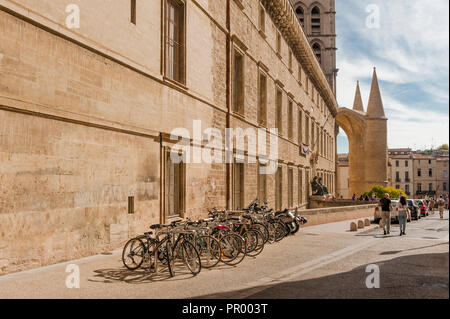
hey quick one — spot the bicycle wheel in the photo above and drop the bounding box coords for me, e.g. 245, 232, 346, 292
219, 233, 246, 266
180, 241, 202, 275
196, 235, 221, 268
252, 223, 269, 244
166, 239, 176, 277
268, 221, 287, 242
243, 229, 264, 257
122, 238, 145, 270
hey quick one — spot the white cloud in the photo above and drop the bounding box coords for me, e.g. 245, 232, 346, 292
336, 0, 449, 151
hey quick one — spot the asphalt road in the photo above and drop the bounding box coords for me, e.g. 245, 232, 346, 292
0, 211, 448, 299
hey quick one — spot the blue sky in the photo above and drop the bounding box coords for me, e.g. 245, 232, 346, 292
335, 0, 449, 154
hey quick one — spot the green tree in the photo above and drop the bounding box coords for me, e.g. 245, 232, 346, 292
362, 185, 407, 200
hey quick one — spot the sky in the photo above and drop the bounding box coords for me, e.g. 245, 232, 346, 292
335, 0, 449, 154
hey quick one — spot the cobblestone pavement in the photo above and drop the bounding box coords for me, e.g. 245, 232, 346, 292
0, 212, 448, 299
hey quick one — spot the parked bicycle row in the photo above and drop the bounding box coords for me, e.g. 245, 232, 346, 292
121, 199, 308, 278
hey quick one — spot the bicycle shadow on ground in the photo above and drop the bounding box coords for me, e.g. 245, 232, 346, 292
88, 261, 199, 284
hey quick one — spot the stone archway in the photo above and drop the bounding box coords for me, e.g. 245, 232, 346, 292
336, 69, 389, 197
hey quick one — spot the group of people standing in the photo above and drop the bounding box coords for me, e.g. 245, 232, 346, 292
378, 193, 447, 236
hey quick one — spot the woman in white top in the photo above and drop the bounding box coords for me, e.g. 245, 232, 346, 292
398, 196, 409, 236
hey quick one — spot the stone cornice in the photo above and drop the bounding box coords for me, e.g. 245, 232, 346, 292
262, 0, 338, 116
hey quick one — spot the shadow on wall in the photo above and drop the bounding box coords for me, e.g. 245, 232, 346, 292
192, 251, 449, 299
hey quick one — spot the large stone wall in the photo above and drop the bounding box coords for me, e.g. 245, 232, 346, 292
0, 0, 338, 275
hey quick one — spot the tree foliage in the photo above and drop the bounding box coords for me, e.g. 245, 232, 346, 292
438, 144, 449, 150
362, 185, 407, 199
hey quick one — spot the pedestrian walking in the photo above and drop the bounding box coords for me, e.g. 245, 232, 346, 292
437, 196, 445, 220
398, 196, 410, 236
379, 193, 393, 235
429, 197, 435, 215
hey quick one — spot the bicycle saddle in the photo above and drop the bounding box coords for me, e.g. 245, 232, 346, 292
150, 224, 163, 230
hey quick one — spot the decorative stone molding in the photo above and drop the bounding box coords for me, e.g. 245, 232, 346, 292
262, 0, 337, 116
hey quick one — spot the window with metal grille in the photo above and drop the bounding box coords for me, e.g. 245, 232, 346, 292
233, 163, 245, 210
275, 166, 283, 210
298, 110, 303, 144
258, 71, 267, 126
165, 0, 185, 84
232, 48, 245, 114
258, 164, 267, 205
312, 43, 322, 64
288, 99, 293, 140
298, 168, 303, 204
276, 87, 283, 135
288, 168, 294, 208
305, 115, 310, 145
165, 150, 185, 218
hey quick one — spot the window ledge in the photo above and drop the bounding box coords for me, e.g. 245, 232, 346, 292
163, 76, 189, 91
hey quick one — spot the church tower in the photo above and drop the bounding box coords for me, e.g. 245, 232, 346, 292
290, 0, 338, 96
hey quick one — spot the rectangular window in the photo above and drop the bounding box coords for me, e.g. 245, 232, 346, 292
232, 48, 245, 114
311, 122, 315, 150
298, 110, 303, 144
131, 0, 137, 24
276, 32, 282, 56
396, 185, 400, 190
418, 169, 421, 177
288, 99, 293, 140
429, 169, 433, 177
298, 168, 303, 205
258, 3, 266, 35
165, 150, 185, 218
288, 168, 293, 208
289, 50, 293, 72
233, 163, 245, 210
306, 76, 309, 94
429, 183, 433, 192
128, 196, 135, 214
305, 115, 310, 145
444, 170, 448, 178
275, 166, 283, 210
405, 171, 409, 181
258, 71, 267, 126
165, 0, 186, 84
405, 161, 408, 167
428, 160, 432, 165
276, 88, 283, 135
298, 65, 302, 84
444, 182, 447, 192
257, 164, 267, 205
396, 160, 399, 167
417, 183, 422, 192
405, 184, 410, 193
305, 170, 310, 197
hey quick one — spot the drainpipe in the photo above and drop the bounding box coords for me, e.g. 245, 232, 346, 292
226, 0, 232, 210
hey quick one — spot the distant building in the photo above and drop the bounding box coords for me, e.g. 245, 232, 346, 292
388, 148, 414, 196
337, 154, 349, 198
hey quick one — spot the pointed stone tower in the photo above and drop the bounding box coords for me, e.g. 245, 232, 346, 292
366, 68, 386, 118
363, 67, 388, 190
336, 68, 389, 197
353, 81, 364, 112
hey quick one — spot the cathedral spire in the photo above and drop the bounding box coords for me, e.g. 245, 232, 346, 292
366, 67, 386, 118
352, 81, 364, 112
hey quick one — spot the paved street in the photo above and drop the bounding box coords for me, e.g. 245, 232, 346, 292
0, 212, 448, 299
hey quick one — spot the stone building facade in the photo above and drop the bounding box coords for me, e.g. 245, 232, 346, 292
413, 153, 449, 198
0, 0, 337, 274
290, 0, 337, 96
336, 153, 349, 198
389, 148, 414, 196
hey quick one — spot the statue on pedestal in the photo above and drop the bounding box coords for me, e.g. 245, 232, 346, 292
311, 176, 329, 196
